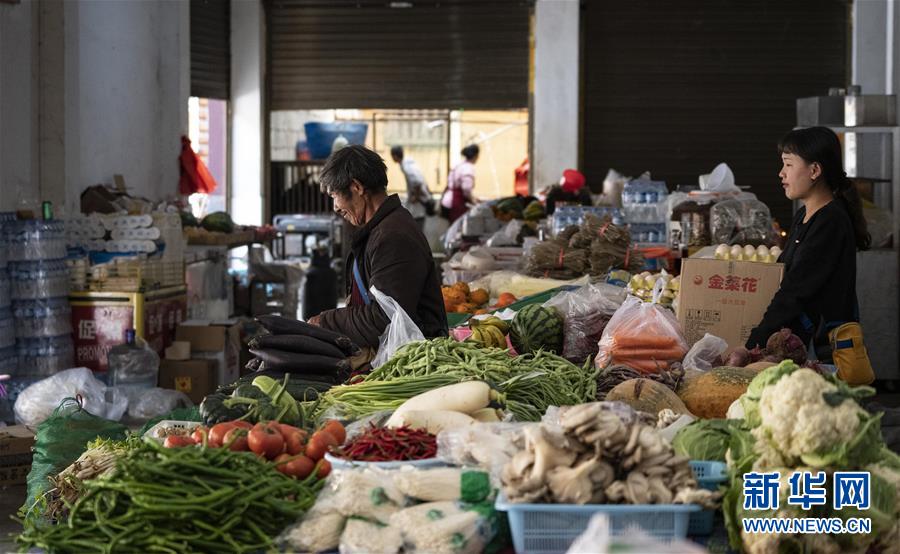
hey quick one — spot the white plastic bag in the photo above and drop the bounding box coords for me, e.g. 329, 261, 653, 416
127, 387, 193, 421
371, 286, 425, 369
682, 333, 728, 372
14, 367, 129, 426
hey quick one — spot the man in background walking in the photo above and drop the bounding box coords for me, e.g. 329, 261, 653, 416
391, 145, 434, 230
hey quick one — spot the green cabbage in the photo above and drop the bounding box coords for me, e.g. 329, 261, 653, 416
672, 419, 737, 462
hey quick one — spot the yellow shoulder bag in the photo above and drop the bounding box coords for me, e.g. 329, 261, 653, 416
829, 322, 875, 385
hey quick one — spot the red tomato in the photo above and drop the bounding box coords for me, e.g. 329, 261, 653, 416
273, 453, 292, 475
164, 435, 196, 448
315, 459, 332, 479
284, 455, 315, 479
223, 427, 250, 452
281, 428, 307, 456
305, 431, 338, 461
322, 420, 346, 445
248, 422, 285, 460
209, 422, 236, 447
231, 420, 253, 430
190, 427, 209, 445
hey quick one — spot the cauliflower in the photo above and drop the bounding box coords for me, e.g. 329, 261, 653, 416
755, 369, 869, 467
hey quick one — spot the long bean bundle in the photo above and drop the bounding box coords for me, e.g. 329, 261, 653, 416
349, 338, 598, 421
18, 440, 323, 554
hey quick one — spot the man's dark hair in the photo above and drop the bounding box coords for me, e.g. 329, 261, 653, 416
390, 145, 404, 160
320, 145, 388, 197
461, 144, 480, 161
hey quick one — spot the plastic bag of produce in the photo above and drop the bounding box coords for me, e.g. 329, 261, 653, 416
567, 513, 707, 554
279, 506, 347, 553
14, 367, 128, 426
126, 388, 193, 421
399, 502, 499, 554
544, 283, 626, 363
595, 286, 688, 374
371, 286, 425, 369
22, 397, 128, 518
681, 333, 728, 372
339, 518, 403, 554
710, 197, 773, 245
325, 467, 406, 523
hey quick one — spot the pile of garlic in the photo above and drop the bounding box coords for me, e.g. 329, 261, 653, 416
713, 244, 782, 263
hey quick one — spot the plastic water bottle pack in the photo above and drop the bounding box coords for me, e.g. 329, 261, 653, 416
12, 298, 73, 339
0, 308, 15, 349
9, 259, 71, 300
0, 273, 9, 309
5, 220, 67, 261
16, 335, 75, 378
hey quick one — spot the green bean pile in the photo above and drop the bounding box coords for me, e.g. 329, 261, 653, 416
317, 338, 597, 422
18, 440, 323, 554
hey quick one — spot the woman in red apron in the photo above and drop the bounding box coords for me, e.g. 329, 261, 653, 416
441, 144, 480, 223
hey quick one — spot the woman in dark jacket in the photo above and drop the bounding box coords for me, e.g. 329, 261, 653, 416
310, 146, 447, 353
746, 127, 870, 362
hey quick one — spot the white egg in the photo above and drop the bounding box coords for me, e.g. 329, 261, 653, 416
744, 245, 756, 257
770, 246, 782, 258
714, 244, 729, 259
730, 245, 743, 259
756, 245, 770, 258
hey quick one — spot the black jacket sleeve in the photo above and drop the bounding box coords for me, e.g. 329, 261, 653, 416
745, 219, 847, 349
317, 230, 431, 349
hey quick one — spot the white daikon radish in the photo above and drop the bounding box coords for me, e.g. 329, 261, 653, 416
470, 408, 503, 422
387, 410, 476, 434
385, 381, 496, 428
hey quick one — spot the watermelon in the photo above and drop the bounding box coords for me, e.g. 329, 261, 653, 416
509, 305, 564, 354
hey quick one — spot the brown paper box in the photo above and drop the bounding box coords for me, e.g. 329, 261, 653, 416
0, 425, 35, 486
677, 258, 784, 350
159, 359, 217, 404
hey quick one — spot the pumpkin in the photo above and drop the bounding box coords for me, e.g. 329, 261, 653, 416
745, 361, 778, 372
676, 366, 758, 418
452, 281, 470, 296
442, 288, 467, 307
605, 378, 690, 416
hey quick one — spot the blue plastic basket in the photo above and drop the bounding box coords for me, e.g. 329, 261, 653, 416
495, 493, 700, 554
304, 122, 368, 159
688, 461, 728, 536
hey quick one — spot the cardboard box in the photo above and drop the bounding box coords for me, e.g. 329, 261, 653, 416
0, 425, 35, 486
159, 359, 217, 404
176, 320, 241, 386
677, 258, 784, 349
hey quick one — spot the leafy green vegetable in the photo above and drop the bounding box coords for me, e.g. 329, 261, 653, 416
672, 419, 737, 462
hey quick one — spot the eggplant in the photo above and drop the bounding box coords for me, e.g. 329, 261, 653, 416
249, 333, 346, 359
250, 347, 352, 376
256, 315, 359, 356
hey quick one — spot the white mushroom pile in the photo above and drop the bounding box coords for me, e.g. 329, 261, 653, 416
501, 402, 721, 508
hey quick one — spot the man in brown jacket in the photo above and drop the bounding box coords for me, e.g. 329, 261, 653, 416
309, 145, 447, 353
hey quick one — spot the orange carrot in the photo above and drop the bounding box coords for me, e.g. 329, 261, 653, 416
612, 335, 680, 349
611, 347, 686, 360
615, 358, 667, 374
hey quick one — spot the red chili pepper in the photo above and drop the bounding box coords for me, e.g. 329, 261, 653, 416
334, 423, 437, 462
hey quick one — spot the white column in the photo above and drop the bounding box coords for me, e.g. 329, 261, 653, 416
230, 0, 265, 226
532, 0, 580, 191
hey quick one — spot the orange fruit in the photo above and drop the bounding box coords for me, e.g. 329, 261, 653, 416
469, 288, 489, 306
497, 292, 518, 307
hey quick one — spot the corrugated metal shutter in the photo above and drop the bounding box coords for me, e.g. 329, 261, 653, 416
582, 0, 849, 228
267, 0, 531, 110
191, 0, 231, 99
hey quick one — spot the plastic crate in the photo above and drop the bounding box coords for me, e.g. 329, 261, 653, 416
688, 460, 728, 536
495, 493, 700, 554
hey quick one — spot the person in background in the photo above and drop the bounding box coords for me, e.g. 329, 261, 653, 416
390, 145, 433, 230
441, 144, 480, 223
746, 126, 870, 362
544, 168, 593, 215
309, 145, 447, 358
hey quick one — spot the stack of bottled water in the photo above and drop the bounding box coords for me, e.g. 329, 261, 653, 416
552, 206, 625, 236
0, 213, 15, 380
622, 179, 668, 245
4, 217, 74, 379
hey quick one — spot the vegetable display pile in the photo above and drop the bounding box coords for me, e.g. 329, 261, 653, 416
246, 315, 358, 379
200, 373, 323, 427
728, 327, 808, 367
335, 424, 437, 462
501, 402, 720, 507
330, 337, 597, 421
17, 439, 325, 554
596, 363, 685, 399
675, 365, 759, 419
722, 361, 900, 553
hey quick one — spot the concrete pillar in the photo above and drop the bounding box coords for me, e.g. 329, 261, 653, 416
230, 0, 265, 226
532, 0, 580, 191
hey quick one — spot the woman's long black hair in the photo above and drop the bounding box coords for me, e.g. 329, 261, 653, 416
779, 126, 871, 251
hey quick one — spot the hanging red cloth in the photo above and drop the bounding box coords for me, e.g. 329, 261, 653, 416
179, 135, 218, 195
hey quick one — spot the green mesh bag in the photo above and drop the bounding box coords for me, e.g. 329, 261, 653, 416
22, 397, 128, 517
